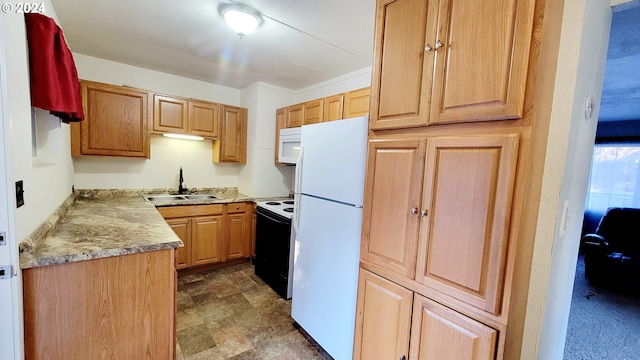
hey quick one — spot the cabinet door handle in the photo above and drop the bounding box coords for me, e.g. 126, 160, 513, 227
411, 207, 418, 215
420, 209, 428, 217
400, 355, 406, 360
425, 44, 432, 52
434, 40, 443, 50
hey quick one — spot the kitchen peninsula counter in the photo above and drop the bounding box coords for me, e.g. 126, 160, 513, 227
18, 187, 253, 269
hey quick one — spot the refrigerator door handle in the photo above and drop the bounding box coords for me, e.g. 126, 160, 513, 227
293, 147, 304, 234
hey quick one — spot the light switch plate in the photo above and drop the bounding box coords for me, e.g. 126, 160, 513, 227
16, 180, 24, 208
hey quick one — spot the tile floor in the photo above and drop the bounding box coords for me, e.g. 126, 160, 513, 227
176, 262, 331, 360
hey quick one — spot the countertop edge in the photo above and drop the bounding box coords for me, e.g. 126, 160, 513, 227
20, 241, 182, 270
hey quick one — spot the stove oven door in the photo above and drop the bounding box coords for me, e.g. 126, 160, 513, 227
254, 207, 293, 299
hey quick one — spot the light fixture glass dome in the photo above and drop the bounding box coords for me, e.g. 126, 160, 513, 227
219, 4, 263, 37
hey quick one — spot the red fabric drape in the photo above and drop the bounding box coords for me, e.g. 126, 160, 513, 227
24, 13, 84, 123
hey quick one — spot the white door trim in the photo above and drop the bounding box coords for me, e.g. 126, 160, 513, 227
0, 13, 22, 360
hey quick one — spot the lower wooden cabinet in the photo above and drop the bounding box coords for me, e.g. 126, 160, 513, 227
410, 295, 497, 360
191, 215, 224, 266
353, 268, 413, 360
225, 202, 249, 261
354, 269, 498, 360
159, 203, 251, 271
23, 250, 176, 359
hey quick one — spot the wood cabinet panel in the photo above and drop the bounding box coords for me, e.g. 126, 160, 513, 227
213, 105, 247, 164
343, 87, 370, 118
158, 204, 223, 218
166, 218, 190, 270
361, 138, 426, 279
275, 107, 287, 165
324, 94, 344, 122
429, 0, 534, 125
353, 269, 413, 360
72, 80, 149, 158
23, 250, 175, 360
286, 103, 303, 128
226, 213, 247, 260
153, 94, 188, 133
152, 94, 219, 138
227, 202, 247, 214
191, 215, 224, 266
303, 99, 324, 125
370, 0, 534, 130
409, 295, 497, 360
416, 134, 519, 315
369, 0, 436, 129
251, 203, 257, 258
189, 100, 219, 137
160, 203, 252, 270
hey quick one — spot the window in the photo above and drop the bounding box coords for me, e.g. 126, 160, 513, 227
586, 143, 640, 213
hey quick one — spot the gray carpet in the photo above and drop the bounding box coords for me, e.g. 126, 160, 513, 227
563, 255, 640, 359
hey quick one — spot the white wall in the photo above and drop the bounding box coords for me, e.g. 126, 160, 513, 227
2, 2, 72, 358
4, 2, 75, 243
239, 82, 294, 197
237, 67, 373, 197
294, 67, 372, 103
72, 54, 244, 190
521, 1, 612, 359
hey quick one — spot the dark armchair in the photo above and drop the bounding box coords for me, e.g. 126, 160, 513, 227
582, 207, 640, 287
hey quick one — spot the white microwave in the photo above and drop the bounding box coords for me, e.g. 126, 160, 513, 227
278, 127, 301, 164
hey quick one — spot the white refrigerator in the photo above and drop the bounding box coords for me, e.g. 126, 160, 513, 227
291, 115, 368, 360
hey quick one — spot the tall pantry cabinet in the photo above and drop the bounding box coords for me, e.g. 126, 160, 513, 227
354, 0, 543, 359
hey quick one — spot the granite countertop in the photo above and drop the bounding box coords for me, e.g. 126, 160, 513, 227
19, 187, 255, 269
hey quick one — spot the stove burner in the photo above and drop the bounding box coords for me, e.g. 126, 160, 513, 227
265, 201, 282, 205
284, 208, 294, 212
282, 200, 294, 205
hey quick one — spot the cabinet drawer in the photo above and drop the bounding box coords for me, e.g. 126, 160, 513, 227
157, 204, 223, 218
227, 202, 247, 214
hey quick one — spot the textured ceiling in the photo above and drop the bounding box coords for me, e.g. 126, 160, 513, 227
51, 0, 376, 90
599, 0, 640, 122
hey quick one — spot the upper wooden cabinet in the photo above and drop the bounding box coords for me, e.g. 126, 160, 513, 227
153, 94, 219, 138
274, 107, 287, 166
189, 100, 219, 138
360, 138, 426, 279
323, 94, 344, 122
71, 80, 149, 158
153, 94, 188, 134
343, 87, 371, 119
369, 0, 535, 130
213, 105, 247, 164
360, 132, 519, 317
416, 134, 519, 315
286, 104, 303, 128
303, 99, 324, 125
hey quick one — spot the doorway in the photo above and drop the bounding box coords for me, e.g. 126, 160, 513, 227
563, 1, 640, 358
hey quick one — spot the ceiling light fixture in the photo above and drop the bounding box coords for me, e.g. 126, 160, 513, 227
219, 3, 263, 38
163, 133, 205, 141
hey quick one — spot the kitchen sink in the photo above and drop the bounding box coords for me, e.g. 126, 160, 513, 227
143, 194, 186, 201
143, 194, 217, 202
183, 194, 217, 200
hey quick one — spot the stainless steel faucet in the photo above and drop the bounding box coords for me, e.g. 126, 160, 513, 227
178, 167, 188, 194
